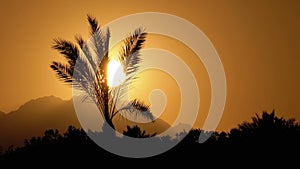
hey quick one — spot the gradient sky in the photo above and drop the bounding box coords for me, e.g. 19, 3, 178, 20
0, 0, 299, 131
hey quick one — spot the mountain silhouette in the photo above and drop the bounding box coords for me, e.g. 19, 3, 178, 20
0, 111, 4, 118
0, 96, 170, 149
164, 123, 192, 138
0, 96, 80, 149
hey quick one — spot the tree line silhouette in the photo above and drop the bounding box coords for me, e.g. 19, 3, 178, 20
0, 110, 299, 164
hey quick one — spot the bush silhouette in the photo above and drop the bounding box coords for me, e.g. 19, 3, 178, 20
229, 110, 300, 146
123, 125, 156, 138
1, 110, 299, 163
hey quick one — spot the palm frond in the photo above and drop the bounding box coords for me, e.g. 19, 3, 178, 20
131, 99, 150, 112
116, 99, 154, 122
52, 39, 79, 67
118, 27, 147, 77
88, 18, 110, 67
104, 28, 110, 54
110, 27, 147, 107
72, 67, 93, 93
76, 47, 96, 81
75, 35, 85, 49
50, 61, 73, 84
73, 20, 111, 107
52, 37, 96, 103
87, 14, 100, 34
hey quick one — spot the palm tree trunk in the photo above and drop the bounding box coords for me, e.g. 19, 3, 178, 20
102, 86, 115, 137
102, 55, 115, 133
104, 91, 114, 129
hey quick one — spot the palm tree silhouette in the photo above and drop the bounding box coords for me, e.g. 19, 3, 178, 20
50, 15, 154, 132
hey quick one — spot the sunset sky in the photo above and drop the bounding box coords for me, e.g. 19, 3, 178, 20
0, 0, 299, 131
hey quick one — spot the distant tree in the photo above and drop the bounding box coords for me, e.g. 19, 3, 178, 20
5, 145, 14, 155
177, 129, 201, 144
123, 125, 156, 138
64, 125, 89, 143
42, 129, 62, 144
50, 15, 154, 132
229, 110, 300, 145
0, 146, 3, 156
213, 131, 228, 144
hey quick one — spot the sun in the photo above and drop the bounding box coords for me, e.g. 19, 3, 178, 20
107, 60, 126, 87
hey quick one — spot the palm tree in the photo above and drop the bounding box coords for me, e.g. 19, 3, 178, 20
50, 15, 154, 132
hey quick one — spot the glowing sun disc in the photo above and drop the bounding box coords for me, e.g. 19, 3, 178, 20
107, 60, 126, 87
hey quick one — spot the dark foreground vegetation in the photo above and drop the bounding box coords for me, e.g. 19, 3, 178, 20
0, 110, 299, 166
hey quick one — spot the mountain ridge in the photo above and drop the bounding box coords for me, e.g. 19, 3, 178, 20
0, 96, 80, 149
0, 111, 4, 118
0, 96, 173, 149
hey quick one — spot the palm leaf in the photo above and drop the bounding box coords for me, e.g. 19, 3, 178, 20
52, 39, 79, 68
50, 61, 73, 84
87, 14, 110, 66
111, 98, 154, 122
87, 14, 100, 34
110, 27, 147, 103
118, 27, 147, 77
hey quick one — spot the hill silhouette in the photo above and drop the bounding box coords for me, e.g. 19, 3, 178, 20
0, 96, 80, 149
0, 111, 4, 118
0, 96, 171, 149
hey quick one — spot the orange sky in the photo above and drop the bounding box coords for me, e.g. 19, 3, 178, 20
0, 0, 299, 131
